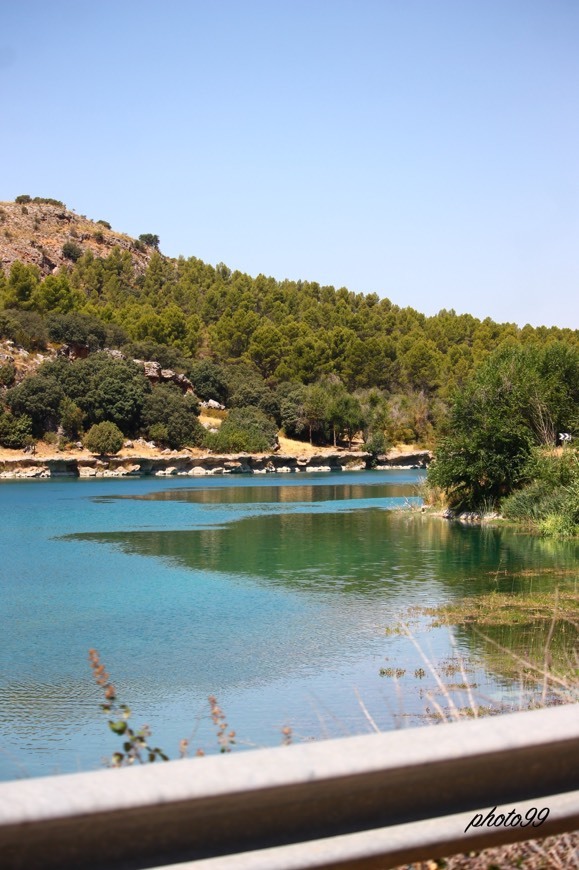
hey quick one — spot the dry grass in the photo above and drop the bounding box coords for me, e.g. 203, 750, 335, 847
389, 593, 579, 869
402, 831, 579, 869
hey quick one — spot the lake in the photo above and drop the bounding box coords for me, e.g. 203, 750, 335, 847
1, 470, 576, 781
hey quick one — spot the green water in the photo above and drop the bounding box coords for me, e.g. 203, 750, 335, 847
0, 471, 576, 781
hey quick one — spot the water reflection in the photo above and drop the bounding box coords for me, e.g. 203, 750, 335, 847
95, 481, 418, 505
2, 472, 577, 781
451, 618, 579, 694
67, 510, 578, 599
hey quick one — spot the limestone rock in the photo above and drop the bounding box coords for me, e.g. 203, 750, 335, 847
143, 360, 162, 380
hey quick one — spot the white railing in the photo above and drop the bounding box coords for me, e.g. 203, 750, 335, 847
1, 704, 578, 869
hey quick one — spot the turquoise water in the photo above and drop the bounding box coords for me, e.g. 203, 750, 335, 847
0, 471, 576, 780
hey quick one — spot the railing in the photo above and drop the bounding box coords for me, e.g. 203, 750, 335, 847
1, 704, 578, 870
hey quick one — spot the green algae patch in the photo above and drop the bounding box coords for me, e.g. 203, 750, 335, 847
424, 590, 579, 628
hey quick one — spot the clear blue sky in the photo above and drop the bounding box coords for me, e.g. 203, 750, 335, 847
2, 1, 578, 329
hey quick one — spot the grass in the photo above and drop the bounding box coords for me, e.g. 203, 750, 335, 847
424, 590, 579, 628
87, 586, 578, 867
389, 603, 579, 869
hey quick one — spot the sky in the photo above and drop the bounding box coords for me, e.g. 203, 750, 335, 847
1, 0, 578, 329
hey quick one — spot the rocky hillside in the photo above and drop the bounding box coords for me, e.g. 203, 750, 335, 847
0, 198, 154, 276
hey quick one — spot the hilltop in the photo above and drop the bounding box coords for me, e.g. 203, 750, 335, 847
0, 197, 153, 276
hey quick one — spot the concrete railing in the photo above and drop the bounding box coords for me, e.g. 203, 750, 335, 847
1, 704, 578, 870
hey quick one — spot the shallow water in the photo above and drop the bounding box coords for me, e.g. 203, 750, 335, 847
0, 471, 576, 780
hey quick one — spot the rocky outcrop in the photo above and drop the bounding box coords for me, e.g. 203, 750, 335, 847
106, 354, 195, 393
0, 448, 433, 479
375, 450, 431, 469
0, 200, 153, 277
58, 342, 90, 360
0, 451, 371, 478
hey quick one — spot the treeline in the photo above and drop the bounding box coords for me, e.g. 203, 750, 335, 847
2, 252, 578, 392
1, 240, 578, 454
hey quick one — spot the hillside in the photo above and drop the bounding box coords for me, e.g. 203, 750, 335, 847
0, 197, 153, 276
0, 195, 578, 462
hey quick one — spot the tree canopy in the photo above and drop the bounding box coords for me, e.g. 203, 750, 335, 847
1, 227, 578, 454
428, 343, 579, 509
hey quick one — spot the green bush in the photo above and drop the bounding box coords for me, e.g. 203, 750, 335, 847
96, 220, 111, 229
142, 384, 203, 449
122, 340, 187, 371
225, 365, 279, 420
138, 234, 160, 249
205, 406, 278, 453
41, 354, 150, 436
427, 344, 579, 510
84, 421, 124, 455
188, 359, 228, 403
59, 397, 84, 439
15, 194, 31, 204
62, 241, 83, 262
148, 422, 170, 445
0, 413, 34, 449
539, 513, 577, 539
0, 362, 16, 388
33, 197, 65, 207
6, 373, 64, 437
364, 431, 387, 457
47, 312, 107, 349
501, 448, 579, 537
0, 310, 48, 351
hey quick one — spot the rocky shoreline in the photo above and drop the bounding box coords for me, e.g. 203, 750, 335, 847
0, 450, 431, 479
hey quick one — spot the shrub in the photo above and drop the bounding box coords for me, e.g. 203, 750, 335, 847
0, 310, 48, 351
41, 354, 150, 436
96, 220, 111, 229
62, 241, 83, 262
225, 364, 279, 420
32, 197, 65, 207
501, 448, 579, 537
47, 312, 107, 349
59, 397, 84, 439
364, 431, 387, 457
539, 513, 577, 539
0, 362, 16, 388
188, 360, 228, 403
142, 384, 203, 449
138, 234, 160, 249
15, 194, 31, 204
122, 340, 187, 371
84, 421, 124, 455
0, 413, 34, 449
205, 406, 278, 453
6, 373, 64, 437
148, 422, 170, 446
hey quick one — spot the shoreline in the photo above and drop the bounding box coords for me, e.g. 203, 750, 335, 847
0, 445, 431, 479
